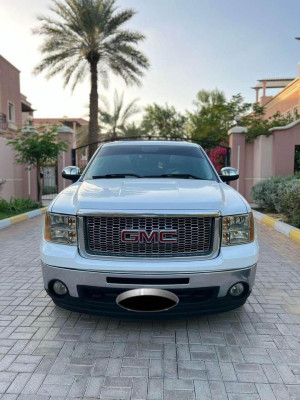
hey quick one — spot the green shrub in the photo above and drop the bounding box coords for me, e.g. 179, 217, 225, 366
251, 175, 300, 228
0, 197, 39, 213
251, 176, 286, 211
8, 198, 39, 213
0, 198, 8, 212
281, 180, 300, 228
271, 176, 299, 213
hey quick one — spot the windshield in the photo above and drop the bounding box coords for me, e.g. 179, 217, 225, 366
83, 144, 217, 181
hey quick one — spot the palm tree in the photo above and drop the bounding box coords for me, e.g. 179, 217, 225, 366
194, 89, 226, 108
99, 90, 140, 139
34, 0, 149, 159
122, 122, 143, 138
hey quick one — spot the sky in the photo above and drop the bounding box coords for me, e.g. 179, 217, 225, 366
1, 0, 300, 120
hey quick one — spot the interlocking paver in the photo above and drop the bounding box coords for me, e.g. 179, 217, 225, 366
0, 217, 300, 399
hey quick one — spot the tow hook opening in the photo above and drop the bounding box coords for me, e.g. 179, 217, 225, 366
116, 288, 179, 312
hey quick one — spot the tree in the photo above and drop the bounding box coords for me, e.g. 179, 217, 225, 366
120, 122, 144, 138
141, 104, 187, 138
187, 89, 251, 148
99, 91, 140, 138
240, 103, 291, 141
75, 124, 90, 147
7, 126, 67, 206
34, 0, 149, 159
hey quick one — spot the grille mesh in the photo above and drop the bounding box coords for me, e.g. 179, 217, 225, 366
85, 215, 214, 257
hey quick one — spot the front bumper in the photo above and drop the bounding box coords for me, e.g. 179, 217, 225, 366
42, 262, 257, 317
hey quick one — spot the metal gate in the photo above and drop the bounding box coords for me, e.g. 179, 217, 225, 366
71, 136, 231, 172
42, 164, 58, 204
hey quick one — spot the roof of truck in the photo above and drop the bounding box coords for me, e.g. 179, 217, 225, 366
103, 140, 199, 147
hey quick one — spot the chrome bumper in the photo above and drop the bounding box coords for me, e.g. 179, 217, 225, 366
42, 262, 257, 298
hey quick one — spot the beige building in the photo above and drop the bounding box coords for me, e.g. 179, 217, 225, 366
0, 55, 34, 200
0, 55, 34, 134
252, 66, 300, 120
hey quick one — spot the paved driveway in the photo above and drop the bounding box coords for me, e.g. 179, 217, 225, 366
0, 216, 299, 400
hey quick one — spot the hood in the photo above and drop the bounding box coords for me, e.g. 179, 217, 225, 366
50, 179, 250, 216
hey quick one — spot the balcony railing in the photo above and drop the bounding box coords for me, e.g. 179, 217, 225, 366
0, 113, 7, 131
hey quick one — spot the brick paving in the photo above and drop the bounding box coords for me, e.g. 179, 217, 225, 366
0, 216, 299, 400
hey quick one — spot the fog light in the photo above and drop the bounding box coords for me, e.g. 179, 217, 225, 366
52, 280, 68, 296
229, 283, 245, 297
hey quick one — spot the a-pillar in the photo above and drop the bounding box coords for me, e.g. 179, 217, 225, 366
228, 126, 247, 195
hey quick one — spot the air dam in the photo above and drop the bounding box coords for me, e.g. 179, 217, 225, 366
116, 288, 179, 312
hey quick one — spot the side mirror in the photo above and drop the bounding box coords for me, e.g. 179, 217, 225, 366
62, 166, 81, 182
219, 167, 239, 182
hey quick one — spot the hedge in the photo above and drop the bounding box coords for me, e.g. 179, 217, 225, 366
251, 175, 300, 228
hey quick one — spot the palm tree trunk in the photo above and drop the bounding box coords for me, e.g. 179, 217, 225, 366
88, 58, 99, 160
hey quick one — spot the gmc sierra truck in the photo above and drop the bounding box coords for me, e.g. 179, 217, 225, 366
41, 140, 259, 317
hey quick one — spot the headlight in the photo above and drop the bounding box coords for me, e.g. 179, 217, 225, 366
222, 213, 254, 246
44, 213, 77, 245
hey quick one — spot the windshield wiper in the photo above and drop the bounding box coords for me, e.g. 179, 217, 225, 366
92, 174, 141, 179
145, 174, 204, 180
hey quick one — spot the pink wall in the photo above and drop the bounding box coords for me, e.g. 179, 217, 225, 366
228, 127, 247, 194
229, 122, 300, 202
22, 166, 38, 202
0, 137, 23, 200
57, 130, 73, 193
272, 124, 300, 176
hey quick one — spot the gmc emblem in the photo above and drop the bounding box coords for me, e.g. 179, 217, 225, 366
121, 230, 178, 244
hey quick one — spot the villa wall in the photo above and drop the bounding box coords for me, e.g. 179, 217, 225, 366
0, 129, 74, 203
0, 137, 23, 200
229, 121, 300, 202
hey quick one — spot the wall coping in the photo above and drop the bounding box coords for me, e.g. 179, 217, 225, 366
228, 126, 248, 135
269, 119, 300, 132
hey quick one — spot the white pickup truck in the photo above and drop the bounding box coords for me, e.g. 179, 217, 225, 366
41, 140, 259, 317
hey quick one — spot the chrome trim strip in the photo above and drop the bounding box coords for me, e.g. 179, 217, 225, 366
42, 261, 256, 275
77, 209, 221, 217
77, 212, 221, 261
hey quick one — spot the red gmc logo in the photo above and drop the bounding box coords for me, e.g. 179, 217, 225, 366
121, 230, 178, 244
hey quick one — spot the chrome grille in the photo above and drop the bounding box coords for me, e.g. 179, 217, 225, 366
84, 215, 214, 257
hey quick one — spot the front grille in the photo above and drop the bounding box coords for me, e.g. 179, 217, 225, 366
84, 215, 214, 257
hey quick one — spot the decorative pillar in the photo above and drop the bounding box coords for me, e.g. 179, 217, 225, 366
228, 126, 247, 195
262, 80, 267, 97
255, 88, 260, 103
56, 125, 74, 192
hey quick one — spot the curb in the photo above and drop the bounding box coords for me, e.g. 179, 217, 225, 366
253, 210, 300, 245
0, 207, 47, 230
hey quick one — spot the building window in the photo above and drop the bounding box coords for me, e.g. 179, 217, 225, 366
8, 102, 15, 122
81, 147, 88, 161
295, 145, 300, 173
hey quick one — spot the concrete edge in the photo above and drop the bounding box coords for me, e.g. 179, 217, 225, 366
253, 210, 300, 245
0, 207, 47, 230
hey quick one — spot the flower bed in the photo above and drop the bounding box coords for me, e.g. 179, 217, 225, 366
0, 198, 39, 220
